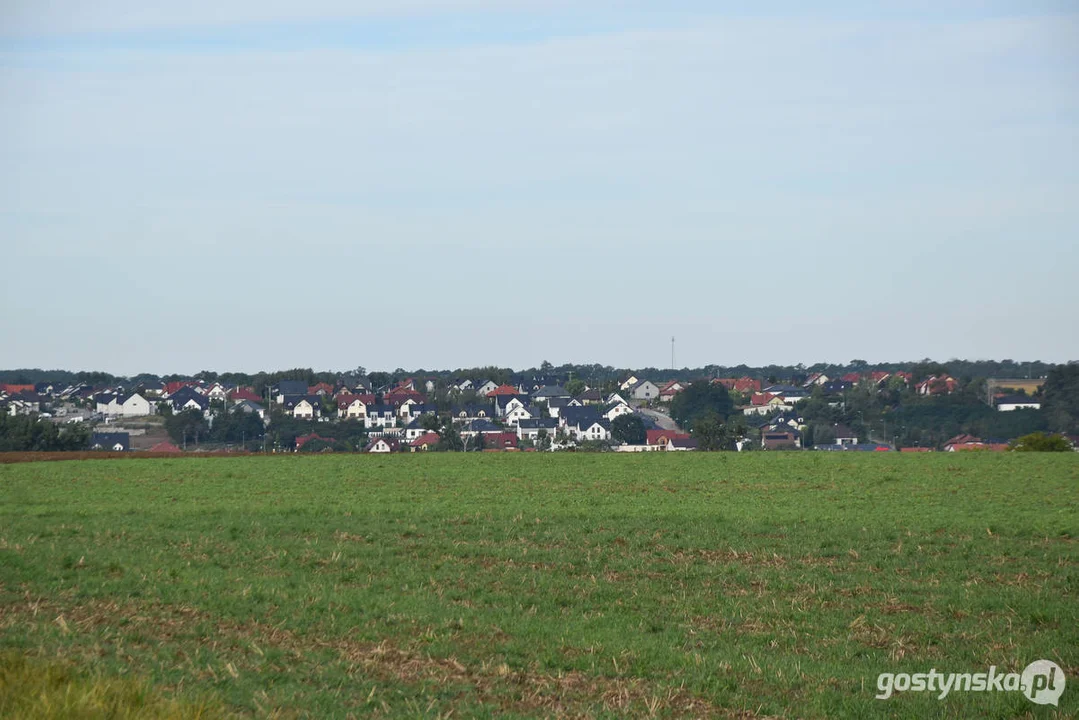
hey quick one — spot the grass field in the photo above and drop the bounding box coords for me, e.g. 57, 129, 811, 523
0, 453, 1076, 718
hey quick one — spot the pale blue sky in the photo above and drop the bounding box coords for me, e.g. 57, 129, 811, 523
2, 1, 1077, 375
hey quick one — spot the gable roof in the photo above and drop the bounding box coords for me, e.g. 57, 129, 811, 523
410, 432, 442, 447
486, 384, 521, 397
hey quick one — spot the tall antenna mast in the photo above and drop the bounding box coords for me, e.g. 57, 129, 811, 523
671, 336, 675, 370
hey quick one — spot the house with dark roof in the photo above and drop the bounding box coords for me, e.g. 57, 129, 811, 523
575, 389, 603, 404
995, 395, 1041, 412
532, 385, 571, 401
90, 432, 130, 451
516, 418, 559, 441
275, 381, 308, 403
762, 428, 801, 450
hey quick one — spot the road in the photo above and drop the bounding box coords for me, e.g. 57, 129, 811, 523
636, 407, 682, 431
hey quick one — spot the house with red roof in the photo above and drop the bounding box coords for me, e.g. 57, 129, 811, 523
337, 393, 377, 419
229, 387, 262, 403
658, 381, 687, 402
410, 432, 441, 452
486, 384, 521, 397
1, 384, 35, 395
308, 382, 335, 396
916, 375, 958, 396
647, 429, 690, 446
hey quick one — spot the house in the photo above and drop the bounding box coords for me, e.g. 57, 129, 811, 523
504, 403, 536, 426
546, 396, 574, 418
658, 381, 687, 402
713, 377, 761, 394
619, 376, 640, 391
364, 405, 398, 429
575, 389, 603, 405
604, 402, 634, 422
833, 424, 858, 445
229, 387, 262, 403
743, 393, 793, 416
606, 392, 630, 407
1, 384, 35, 395
337, 394, 377, 420
762, 429, 801, 450
532, 385, 571, 402
365, 437, 400, 453
410, 432, 441, 452
916, 375, 958, 396
138, 380, 165, 397
762, 385, 810, 403
90, 432, 130, 451
403, 417, 435, 440
296, 433, 335, 451
287, 395, 322, 419
485, 383, 520, 398
666, 438, 698, 451
943, 434, 1008, 452
170, 389, 209, 415
232, 400, 266, 420
94, 393, 122, 415
450, 405, 496, 422
275, 380, 308, 404
481, 432, 519, 450
560, 406, 602, 430
205, 383, 229, 402
627, 380, 661, 401
995, 395, 1041, 412
516, 418, 559, 441
575, 419, 612, 442
119, 392, 154, 418
803, 373, 830, 387
647, 429, 690, 446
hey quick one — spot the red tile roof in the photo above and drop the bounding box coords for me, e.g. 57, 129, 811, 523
1, 384, 35, 394
750, 392, 779, 406
486, 384, 520, 397
410, 432, 441, 448
229, 388, 262, 402
647, 430, 690, 446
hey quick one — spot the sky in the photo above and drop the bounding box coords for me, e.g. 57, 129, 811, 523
1, 1, 1077, 375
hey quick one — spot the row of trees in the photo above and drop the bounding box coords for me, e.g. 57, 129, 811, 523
0, 414, 91, 452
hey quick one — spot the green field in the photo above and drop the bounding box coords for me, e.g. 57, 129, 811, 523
1, 454, 1076, 718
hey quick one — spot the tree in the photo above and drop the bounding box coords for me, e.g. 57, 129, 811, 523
1043, 363, 1079, 434
436, 421, 464, 452
1009, 432, 1073, 452
536, 428, 551, 451
610, 414, 646, 445
564, 379, 586, 397
692, 412, 726, 451
669, 381, 733, 429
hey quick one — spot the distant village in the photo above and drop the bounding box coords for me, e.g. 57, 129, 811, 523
0, 365, 1063, 454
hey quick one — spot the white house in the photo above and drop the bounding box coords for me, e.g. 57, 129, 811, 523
292, 399, 317, 419
604, 402, 634, 422
996, 396, 1042, 412
367, 438, 396, 453
576, 420, 612, 442
619, 376, 640, 391
339, 398, 369, 420
205, 384, 229, 402
364, 406, 398, 429
121, 392, 154, 417
628, 380, 661, 401
504, 404, 535, 426
475, 380, 499, 396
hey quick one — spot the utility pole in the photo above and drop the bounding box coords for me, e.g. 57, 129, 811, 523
671, 336, 675, 371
